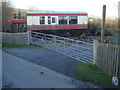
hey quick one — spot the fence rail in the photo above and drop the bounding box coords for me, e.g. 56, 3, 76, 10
30, 31, 93, 63
93, 40, 120, 78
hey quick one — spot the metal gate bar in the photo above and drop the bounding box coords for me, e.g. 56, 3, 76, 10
30, 31, 93, 63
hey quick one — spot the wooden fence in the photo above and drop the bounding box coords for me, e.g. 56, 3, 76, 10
1, 32, 29, 44
93, 40, 120, 78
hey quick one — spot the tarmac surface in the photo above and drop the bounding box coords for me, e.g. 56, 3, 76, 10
3, 47, 80, 78
2, 50, 77, 88
0, 49, 2, 89
3, 47, 100, 88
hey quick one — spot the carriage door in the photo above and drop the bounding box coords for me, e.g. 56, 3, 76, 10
51, 16, 56, 25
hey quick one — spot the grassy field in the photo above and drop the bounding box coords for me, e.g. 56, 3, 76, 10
74, 63, 120, 88
2, 43, 36, 48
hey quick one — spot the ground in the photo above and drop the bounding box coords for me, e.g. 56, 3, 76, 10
0, 49, 2, 89
2, 50, 77, 88
3, 47, 80, 78
2, 47, 99, 88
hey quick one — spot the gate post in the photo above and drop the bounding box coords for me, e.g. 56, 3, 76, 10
93, 40, 98, 65
27, 30, 31, 44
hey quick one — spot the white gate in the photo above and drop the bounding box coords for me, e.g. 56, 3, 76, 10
29, 31, 93, 63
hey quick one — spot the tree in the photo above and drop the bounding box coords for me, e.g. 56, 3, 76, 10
2, 0, 14, 32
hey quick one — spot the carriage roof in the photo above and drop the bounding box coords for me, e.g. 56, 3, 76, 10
26, 11, 87, 14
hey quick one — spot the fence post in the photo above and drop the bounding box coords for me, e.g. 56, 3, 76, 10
101, 5, 106, 42
118, 46, 120, 79
27, 30, 31, 44
93, 40, 98, 65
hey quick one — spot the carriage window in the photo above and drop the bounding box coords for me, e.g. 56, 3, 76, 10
52, 17, 55, 23
69, 16, 78, 24
40, 16, 45, 24
48, 16, 51, 24
58, 16, 67, 24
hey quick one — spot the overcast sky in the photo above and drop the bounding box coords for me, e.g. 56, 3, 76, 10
12, 0, 119, 18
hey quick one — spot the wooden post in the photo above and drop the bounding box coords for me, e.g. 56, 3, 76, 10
27, 30, 31, 44
93, 40, 98, 65
101, 5, 106, 42
118, 2, 120, 78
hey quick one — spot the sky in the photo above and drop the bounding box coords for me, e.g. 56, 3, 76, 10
12, 0, 119, 18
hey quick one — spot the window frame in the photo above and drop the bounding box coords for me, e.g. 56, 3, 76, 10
52, 17, 56, 23
69, 16, 78, 24
48, 16, 51, 24
40, 16, 45, 24
58, 16, 68, 24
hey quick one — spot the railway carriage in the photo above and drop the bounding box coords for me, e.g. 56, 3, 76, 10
26, 11, 88, 36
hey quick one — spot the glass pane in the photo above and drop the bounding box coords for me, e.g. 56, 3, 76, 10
40, 16, 45, 24
58, 16, 67, 24
48, 16, 51, 24
52, 17, 55, 23
69, 16, 78, 24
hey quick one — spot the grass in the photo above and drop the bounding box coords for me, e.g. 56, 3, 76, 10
74, 63, 120, 88
2, 43, 36, 48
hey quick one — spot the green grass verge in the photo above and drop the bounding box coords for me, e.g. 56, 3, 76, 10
2, 43, 36, 48
74, 63, 120, 88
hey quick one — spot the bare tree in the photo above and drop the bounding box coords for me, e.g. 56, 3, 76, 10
2, 0, 14, 32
